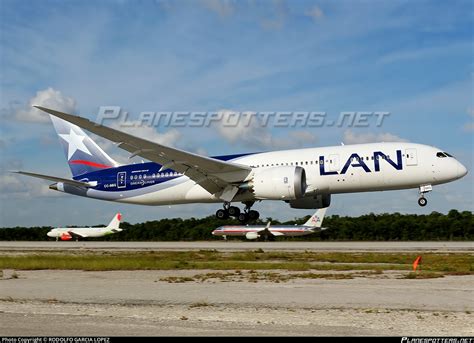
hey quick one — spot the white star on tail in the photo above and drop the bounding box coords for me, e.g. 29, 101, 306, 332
59, 129, 92, 160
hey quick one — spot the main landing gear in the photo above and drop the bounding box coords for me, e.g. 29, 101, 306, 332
418, 184, 432, 207
215, 201, 260, 223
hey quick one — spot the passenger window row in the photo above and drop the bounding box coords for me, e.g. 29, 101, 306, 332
251, 154, 410, 168
130, 172, 181, 180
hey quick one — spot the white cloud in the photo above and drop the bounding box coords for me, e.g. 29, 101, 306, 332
468, 107, 474, 118
14, 88, 77, 123
213, 110, 317, 150
93, 120, 182, 164
200, 0, 234, 17
462, 122, 474, 133
305, 6, 324, 21
214, 110, 274, 149
462, 107, 474, 133
115, 123, 182, 147
0, 159, 64, 198
194, 147, 208, 156
377, 42, 471, 65
0, 173, 64, 199
260, 0, 288, 30
286, 130, 318, 147
343, 130, 409, 144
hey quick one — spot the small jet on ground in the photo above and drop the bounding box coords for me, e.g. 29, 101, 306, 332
47, 213, 123, 241
212, 208, 328, 240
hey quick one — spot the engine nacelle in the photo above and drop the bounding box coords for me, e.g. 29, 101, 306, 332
287, 194, 331, 209
245, 232, 259, 240
60, 232, 72, 241
250, 166, 306, 200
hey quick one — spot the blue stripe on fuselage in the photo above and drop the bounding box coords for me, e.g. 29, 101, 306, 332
72, 152, 258, 192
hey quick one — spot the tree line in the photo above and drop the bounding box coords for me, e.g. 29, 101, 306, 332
0, 209, 472, 241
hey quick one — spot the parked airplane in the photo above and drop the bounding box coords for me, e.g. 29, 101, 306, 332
15, 107, 467, 223
212, 208, 328, 240
47, 213, 123, 241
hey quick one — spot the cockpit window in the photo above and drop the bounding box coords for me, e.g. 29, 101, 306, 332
443, 152, 454, 157
436, 152, 447, 158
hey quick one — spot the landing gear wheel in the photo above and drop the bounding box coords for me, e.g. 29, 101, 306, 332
238, 213, 248, 223
418, 185, 432, 208
248, 210, 260, 221
216, 209, 229, 220
418, 197, 427, 207
228, 206, 240, 217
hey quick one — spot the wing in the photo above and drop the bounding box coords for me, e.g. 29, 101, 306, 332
35, 106, 252, 200
13, 171, 92, 188
257, 228, 284, 237
254, 223, 284, 237
67, 230, 87, 238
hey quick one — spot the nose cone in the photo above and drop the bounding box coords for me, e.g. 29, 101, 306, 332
457, 162, 468, 179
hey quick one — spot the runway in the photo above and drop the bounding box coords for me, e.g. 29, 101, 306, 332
1, 241, 472, 335
0, 241, 472, 252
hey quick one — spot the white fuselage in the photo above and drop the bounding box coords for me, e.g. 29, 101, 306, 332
65, 142, 467, 206
212, 225, 316, 237
47, 227, 120, 238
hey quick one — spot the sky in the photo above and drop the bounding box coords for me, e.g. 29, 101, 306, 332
0, 0, 473, 227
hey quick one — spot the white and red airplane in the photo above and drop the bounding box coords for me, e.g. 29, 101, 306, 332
212, 208, 327, 240
47, 213, 122, 241
15, 106, 468, 223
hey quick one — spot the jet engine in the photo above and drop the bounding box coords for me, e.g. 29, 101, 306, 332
287, 194, 331, 209
244, 166, 307, 200
245, 232, 259, 240
60, 232, 72, 241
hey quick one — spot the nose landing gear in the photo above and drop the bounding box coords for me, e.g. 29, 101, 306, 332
418, 197, 427, 207
418, 184, 432, 207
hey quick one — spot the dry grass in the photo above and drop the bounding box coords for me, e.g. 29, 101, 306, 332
0, 251, 471, 278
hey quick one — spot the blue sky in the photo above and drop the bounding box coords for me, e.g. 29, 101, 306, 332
1, 0, 473, 227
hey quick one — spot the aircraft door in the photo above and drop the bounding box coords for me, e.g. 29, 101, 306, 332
405, 149, 418, 166
117, 171, 126, 188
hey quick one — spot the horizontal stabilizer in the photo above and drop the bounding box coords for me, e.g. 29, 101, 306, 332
12, 171, 92, 188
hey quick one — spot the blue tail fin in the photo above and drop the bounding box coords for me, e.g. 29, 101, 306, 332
49, 115, 119, 178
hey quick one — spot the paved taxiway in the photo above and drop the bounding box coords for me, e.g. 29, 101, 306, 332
0, 241, 472, 252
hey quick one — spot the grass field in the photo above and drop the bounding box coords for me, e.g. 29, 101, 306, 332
0, 250, 472, 279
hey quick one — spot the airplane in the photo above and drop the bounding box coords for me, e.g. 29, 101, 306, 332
212, 207, 328, 240
47, 213, 123, 241
14, 106, 468, 223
